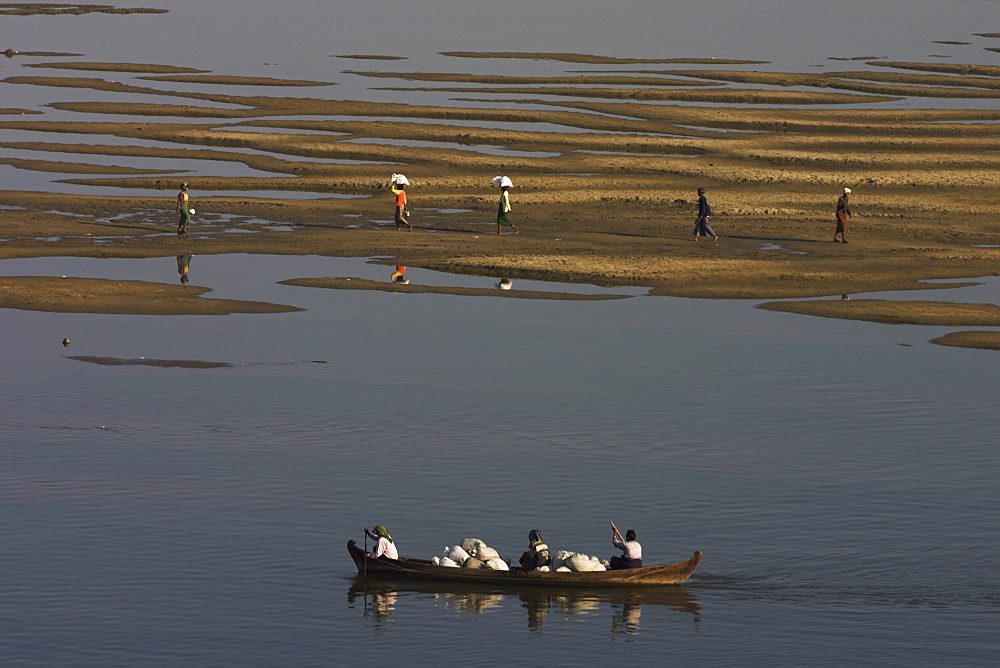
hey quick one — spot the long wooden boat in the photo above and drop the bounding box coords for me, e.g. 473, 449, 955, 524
348, 539, 701, 587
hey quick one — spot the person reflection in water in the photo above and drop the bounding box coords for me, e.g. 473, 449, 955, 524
611, 600, 643, 635
390, 266, 409, 284
370, 590, 397, 622
176, 254, 192, 284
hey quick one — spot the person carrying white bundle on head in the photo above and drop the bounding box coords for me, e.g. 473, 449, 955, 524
390, 173, 412, 231
492, 175, 518, 236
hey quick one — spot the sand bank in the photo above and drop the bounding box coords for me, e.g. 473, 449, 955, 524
1, 52, 999, 349
0, 276, 302, 315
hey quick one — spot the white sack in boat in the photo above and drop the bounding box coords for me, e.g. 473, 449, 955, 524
443, 545, 471, 564
460, 538, 483, 553
565, 553, 606, 572
484, 557, 509, 571
476, 545, 501, 561
552, 550, 577, 570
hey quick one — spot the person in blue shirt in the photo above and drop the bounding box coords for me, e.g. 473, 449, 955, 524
692, 187, 718, 242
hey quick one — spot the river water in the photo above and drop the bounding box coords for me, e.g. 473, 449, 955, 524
2, 2, 999, 666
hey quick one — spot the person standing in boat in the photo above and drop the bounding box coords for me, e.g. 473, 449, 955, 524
365, 525, 398, 560
609, 528, 642, 570
519, 529, 551, 571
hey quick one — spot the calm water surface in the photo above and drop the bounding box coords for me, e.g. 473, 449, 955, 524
2, 255, 997, 665
2, 1, 1000, 665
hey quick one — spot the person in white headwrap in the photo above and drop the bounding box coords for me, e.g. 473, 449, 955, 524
834, 187, 852, 243
391, 174, 412, 231
492, 176, 518, 235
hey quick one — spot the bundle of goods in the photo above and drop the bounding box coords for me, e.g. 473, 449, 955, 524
551, 550, 607, 572
431, 538, 509, 570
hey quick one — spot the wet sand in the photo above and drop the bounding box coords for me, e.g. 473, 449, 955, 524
0, 276, 302, 315
1, 51, 999, 348
279, 277, 630, 300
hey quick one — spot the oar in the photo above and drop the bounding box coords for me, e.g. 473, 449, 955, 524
610, 520, 625, 543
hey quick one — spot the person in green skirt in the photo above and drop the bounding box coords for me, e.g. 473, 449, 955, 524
493, 175, 518, 235
176, 182, 191, 236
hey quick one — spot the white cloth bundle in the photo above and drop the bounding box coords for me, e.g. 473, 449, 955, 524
484, 558, 509, 571
442, 545, 471, 564
391, 173, 410, 186
476, 545, 501, 561
552, 550, 576, 570
433, 556, 460, 567
461, 538, 500, 560
565, 553, 606, 572
492, 176, 513, 188
460, 537, 482, 553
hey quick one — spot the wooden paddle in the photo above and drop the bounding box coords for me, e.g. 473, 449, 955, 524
363, 528, 369, 580
610, 520, 625, 543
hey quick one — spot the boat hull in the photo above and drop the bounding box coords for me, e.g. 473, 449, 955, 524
348, 540, 701, 587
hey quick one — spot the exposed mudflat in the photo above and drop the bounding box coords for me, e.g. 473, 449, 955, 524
2, 49, 999, 349
0, 275, 302, 315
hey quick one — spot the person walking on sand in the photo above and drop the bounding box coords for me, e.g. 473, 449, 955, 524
176, 182, 192, 236
391, 173, 412, 231
493, 175, 518, 235
692, 187, 718, 242
834, 187, 852, 243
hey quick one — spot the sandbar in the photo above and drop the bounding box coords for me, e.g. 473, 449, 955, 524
1, 51, 999, 351
280, 277, 630, 300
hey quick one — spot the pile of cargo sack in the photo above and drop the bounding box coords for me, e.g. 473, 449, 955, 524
431, 538, 509, 570
431, 540, 607, 572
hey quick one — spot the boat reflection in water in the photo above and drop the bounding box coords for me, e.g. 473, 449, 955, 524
347, 578, 700, 635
